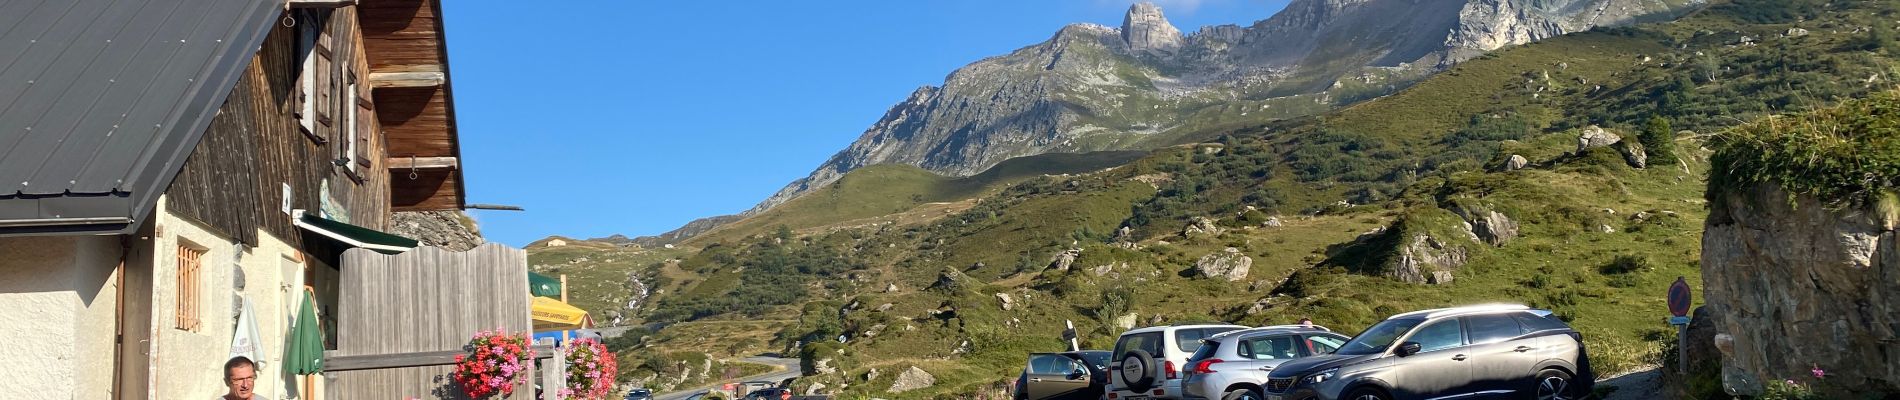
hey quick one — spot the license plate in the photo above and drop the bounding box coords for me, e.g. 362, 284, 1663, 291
1124, 396, 1149, 400
1266, 396, 1283, 400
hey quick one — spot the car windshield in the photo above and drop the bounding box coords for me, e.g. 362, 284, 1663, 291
1336, 318, 1424, 355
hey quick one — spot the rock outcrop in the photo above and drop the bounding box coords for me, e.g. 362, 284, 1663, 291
1393, 234, 1467, 284
1504, 154, 1529, 171
1122, 2, 1184, 55
1048, 248, 1081, 271
1701, 184, 1900, 394
1195, 247, 1253, 281
1184, 216, 1224, 236
1451, 205, 1519, 247
1576, 125, 1622, 151
1619, 140, 1648, 168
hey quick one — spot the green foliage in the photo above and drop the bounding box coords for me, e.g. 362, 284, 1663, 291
1709, 91, 1900, 208
1600, 254, 1651, 275
1639, 115, 1679, 164
649, 234, 865, 323
1711, 0, 1827, 24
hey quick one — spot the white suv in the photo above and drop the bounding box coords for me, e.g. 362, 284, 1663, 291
1107, 324, 1245, 400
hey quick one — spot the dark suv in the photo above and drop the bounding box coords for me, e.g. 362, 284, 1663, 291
1262, 305, 1593, 400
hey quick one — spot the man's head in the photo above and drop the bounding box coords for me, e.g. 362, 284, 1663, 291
224, 356, 256, 399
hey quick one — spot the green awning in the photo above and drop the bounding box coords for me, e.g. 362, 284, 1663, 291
529, 272, 562, 298
293, 210, 419, 254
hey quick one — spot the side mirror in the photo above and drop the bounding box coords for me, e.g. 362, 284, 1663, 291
1396, 342, 1422, 357
1070, 369, 1088, 379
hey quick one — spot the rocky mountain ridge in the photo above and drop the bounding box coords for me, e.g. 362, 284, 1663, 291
747, 0, 1696, 216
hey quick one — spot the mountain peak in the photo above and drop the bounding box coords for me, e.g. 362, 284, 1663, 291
1122, 2, 1184, 55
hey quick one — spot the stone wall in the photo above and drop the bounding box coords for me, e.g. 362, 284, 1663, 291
390, 210, 484, 251
1700, 184, 1899, 394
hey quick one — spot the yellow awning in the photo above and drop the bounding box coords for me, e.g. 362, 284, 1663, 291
531, 297, 588, 332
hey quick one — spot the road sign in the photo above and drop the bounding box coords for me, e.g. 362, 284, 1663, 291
1668, 276, 1692, 318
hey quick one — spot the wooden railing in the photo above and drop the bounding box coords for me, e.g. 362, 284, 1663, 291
324, 344, 566, 400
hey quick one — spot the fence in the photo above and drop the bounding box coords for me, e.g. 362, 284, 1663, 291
325, 244, 552, 399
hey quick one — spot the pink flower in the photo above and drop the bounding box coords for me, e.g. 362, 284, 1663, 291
1812, 365, 1825, 378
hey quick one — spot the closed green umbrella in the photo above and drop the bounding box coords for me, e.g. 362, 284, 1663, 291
284, 289, 324, 375
529, 272, 562, 298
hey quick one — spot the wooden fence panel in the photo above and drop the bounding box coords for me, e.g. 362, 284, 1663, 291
329, 244, 534, 399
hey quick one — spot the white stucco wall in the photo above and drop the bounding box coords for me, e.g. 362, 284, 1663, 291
0, 235, 121, 400
151, 197, 315, 400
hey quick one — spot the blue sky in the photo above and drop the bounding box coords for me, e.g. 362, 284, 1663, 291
443, 0, 1292, 246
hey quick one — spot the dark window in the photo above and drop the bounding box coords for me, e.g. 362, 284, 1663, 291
1078, 352, 1110, 369
1242, 335, 1300, 360
1188, 340, 1221, 362
1176, 327, 1240, 352
1307, 335, 1346, 354
1467, 314, 1527, 344
1514, 312, 1572, 332
1410, 319, 1466, 352
1114, 332, 1164, 361
1030, 354, 1067, 375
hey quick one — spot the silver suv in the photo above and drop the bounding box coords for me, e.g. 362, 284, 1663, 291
1108, 324, 1246, 400
1181, 326, 1349, 400
1263, 305, 1595, 400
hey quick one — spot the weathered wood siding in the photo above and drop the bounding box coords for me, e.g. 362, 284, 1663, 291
361, 0, 464, 211
166, 7, 392, 246
329, 244, 534, 399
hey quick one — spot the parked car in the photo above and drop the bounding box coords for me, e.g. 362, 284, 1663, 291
624, 388, 654, 400
683, 392, 709, 400
744, 387, 794, 400
1015, 350, 1112, 400
1108, 324, 1247, 400
1262, 304, 1594, 400
1180, 325, 1350, 400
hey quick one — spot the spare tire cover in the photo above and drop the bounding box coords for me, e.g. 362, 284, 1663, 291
1119, 349, 1159, 392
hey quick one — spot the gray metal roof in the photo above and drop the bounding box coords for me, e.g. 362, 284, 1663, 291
0, 0, 281, 235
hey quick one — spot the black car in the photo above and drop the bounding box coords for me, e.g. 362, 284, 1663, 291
1262, 305, 1593, 400
1016, 350, 1112, 400
624, 388, 653, 400
745, 387, 794, 400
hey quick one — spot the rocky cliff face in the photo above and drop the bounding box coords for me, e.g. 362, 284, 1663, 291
1700, 184, 1899, 394
390, 211, 484, 251
748, 0, 1694, 215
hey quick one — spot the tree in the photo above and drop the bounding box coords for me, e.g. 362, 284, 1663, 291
1639, 115, 1678, 165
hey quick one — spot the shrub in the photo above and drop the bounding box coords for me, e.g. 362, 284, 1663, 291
1600, 254, 1650, 275
1709, 91, 1900, 209
1639, 115, 1678, 164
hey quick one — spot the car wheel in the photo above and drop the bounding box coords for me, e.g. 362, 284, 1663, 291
1118, 350, 1159, 392
1534, 369, 1576, 400
1344, 387, 1391, 400
1222, 388, 1264, 400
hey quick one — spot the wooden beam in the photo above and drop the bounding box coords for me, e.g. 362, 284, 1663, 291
323, 345, 555, 372
386, 156, 458, 170
288, 0, 356, 8
369, 72, 445, 89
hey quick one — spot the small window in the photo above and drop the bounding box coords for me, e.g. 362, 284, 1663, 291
1188, 340, 1221, 361
1242, 336, 1300, 360
1409, 319, 1465, 353
1029, 354, 1067, 375
1466, 314, 1528, 345
1114, 332, 1164, 362
1514, 312, 1572, 332
343, 79, 358, 173
1308, 335, 1346, 354
174, 244, 205, 332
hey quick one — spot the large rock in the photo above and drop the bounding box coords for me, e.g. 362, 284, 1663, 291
995, 293, 1015, 311
887, 366, 936, 393
1393, 235, 1467, 284
1619, 140, 1649, 168
1701, 184, 1900, 393
1194, 248, 1253, 281
1576, 125, 1622, 152
1048, 248, 1081, 271
1184, 217, 1224, 236
1451, 205, 1519, 247
1121, 2, 1183, 55
1114, 313, 1139, 330
1505, 154, 1529, 171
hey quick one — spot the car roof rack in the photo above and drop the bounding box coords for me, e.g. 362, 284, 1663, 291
1389, 304, 1531, 320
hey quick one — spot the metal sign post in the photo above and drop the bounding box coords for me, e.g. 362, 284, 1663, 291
1667, 276, 1692, 374
1064, 320, 1079, 352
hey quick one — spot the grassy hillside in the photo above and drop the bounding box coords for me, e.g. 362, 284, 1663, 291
563, 0, 1900, 397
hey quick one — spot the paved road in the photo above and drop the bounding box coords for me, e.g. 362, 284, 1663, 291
651, 356, 802, 400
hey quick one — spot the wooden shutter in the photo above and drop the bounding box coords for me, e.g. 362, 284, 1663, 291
313, 16, 335, 128
175, 245, 204, 332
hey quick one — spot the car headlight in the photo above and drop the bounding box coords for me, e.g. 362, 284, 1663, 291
1302, 368, 1339, 385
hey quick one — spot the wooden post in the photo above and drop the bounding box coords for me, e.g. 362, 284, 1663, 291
541, 346, 566, 400
560, 274, 569, 343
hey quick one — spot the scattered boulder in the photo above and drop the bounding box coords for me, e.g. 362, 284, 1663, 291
995, 293, 1015, 311
1114, 313, 1139, 330
1786, 27, 1808, 37
805, 382, 828, 396
1392, 235, 1467, 284
1505, 154, 1529, 171
1428, 270, 1456, 284
875, 303, 894, 312
1194, 248, 1253, 281
1451, 205, 1519, 247
1091, 262, 1124, 277
865, 368, 880, 382
1048, 248, 1081, 271
887, 366, 936, 393
1183, 216, 1224, 236
814, 358, 839, 375
1263, 217, 1284, 227
1576, 125, 1623, 152
930, 269, 972, 292
1619, 140, 1649, 168
884, 282, 899, 293
1600, 224, 1616, 233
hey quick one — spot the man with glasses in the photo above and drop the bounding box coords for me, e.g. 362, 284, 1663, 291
219, 356, 257, 400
